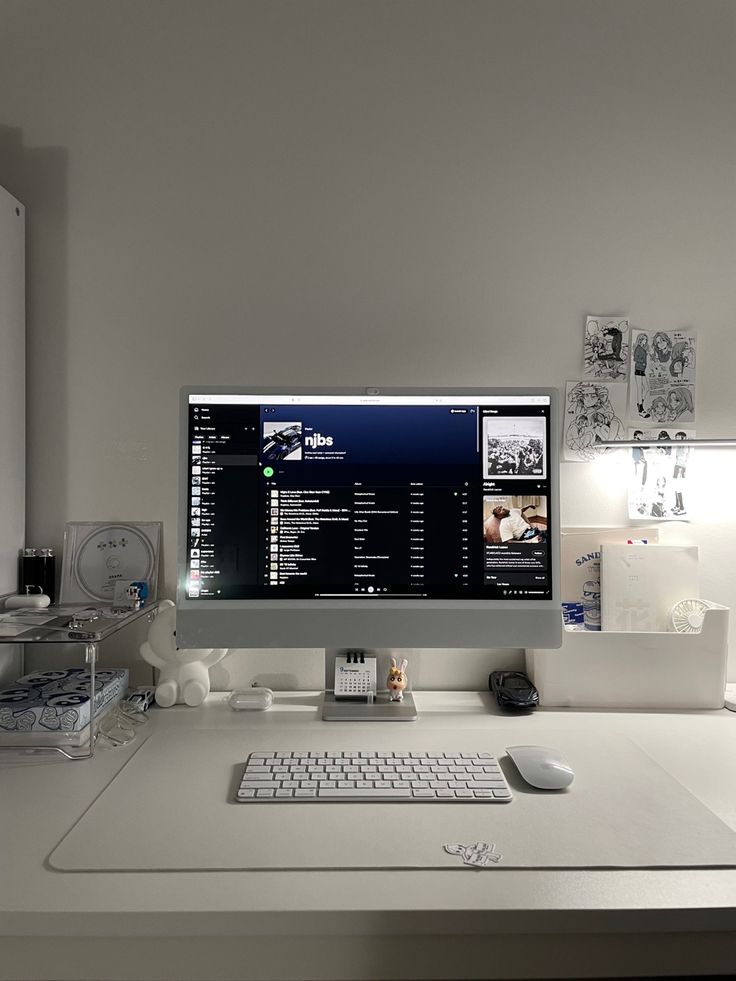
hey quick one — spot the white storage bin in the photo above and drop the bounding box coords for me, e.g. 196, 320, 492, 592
526, 605, 730, 710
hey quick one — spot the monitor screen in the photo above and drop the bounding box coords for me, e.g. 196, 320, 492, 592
176, 387, 561, 650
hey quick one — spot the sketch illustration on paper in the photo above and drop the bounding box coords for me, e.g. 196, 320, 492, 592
628, 428, 695, 520
583, 317, 630, 381
564, 381, 626, 461
628, 329, 696, 424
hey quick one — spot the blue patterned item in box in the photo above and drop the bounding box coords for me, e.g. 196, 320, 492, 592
0, 668, 129, 734
562, 602, 585, 626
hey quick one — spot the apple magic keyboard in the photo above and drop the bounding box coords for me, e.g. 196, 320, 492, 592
236, 750, 512, 802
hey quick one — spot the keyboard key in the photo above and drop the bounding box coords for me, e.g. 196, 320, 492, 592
318, 787, 412, 799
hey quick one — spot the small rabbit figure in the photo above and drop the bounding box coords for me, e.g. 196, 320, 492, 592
387, 657, 408, 702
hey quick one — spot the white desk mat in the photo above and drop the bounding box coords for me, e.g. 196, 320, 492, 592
49, 728, 736, 872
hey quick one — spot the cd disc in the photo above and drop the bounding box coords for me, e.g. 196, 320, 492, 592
72, 524, 157, 602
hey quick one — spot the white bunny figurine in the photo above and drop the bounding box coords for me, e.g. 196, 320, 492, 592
387, 657, 408, 702
139, 600, 228, 707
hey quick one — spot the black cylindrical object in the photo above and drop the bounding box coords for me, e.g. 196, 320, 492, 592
18, 547, 56, 603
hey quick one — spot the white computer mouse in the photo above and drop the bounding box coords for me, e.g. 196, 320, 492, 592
505, 744, 574, 790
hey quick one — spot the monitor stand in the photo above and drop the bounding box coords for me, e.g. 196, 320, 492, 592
321, 690, 417, 722
322, 650, 418, 721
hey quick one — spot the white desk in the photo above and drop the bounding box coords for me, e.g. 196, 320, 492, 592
2, 691, 736, 980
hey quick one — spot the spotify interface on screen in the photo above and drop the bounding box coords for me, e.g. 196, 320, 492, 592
184, 395, 552, 600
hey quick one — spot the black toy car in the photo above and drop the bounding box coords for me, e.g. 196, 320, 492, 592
489, 670, 539, 711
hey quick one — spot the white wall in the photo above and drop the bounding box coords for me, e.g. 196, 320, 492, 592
1, 0, 735, 685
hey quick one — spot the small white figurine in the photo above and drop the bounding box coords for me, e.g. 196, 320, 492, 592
139, 600, 228, 707
387, 657, 408, 702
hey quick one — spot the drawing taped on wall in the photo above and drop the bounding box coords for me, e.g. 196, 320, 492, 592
583, 316, 630, 382
564, 381, 626, 462
628, 428, 695, 520
628, 329, 697, 424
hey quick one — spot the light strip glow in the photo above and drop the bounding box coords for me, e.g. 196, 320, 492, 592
596, 439, 736, 448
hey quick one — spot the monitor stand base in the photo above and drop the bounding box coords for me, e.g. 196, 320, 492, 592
321, 690, 418, 722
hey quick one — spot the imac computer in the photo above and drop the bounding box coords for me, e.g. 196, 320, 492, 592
176, 387, 562, 676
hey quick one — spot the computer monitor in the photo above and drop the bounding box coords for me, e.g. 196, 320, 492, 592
176, 387, 562, 651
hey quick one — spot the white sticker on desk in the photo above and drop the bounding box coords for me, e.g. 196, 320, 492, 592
444, 842, 503, 867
